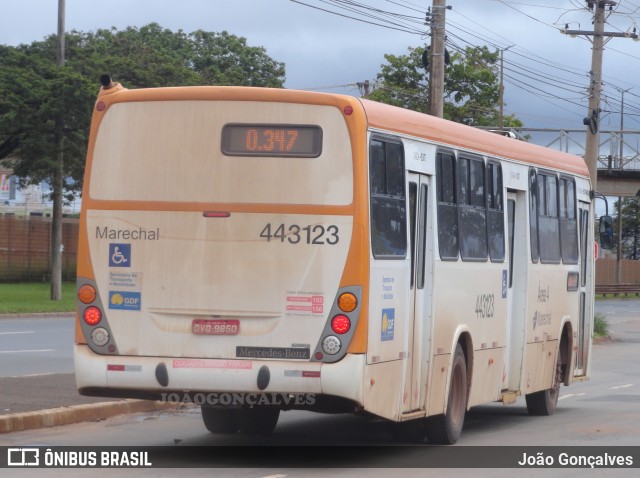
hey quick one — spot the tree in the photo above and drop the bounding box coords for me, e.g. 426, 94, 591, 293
615, 197, 640, 259
368, 45, 523, 127
0, 24, 286, 295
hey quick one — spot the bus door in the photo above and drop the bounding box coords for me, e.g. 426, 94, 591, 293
404, 173, 433, 412
504, 191, 527, 391
575, 202, 592, 377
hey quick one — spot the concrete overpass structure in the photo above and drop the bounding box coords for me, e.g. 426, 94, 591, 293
503, 127, 640, 197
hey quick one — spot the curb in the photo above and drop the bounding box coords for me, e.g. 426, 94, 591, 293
0, 312, 74, 320
0, 400, 177, 434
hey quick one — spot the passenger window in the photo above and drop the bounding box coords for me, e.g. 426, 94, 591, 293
538, 172, 561, 263
487, 162, 505, 262
458, 156, 488, 261
369, 138, 407, 259
529, 169, 539, 263
560, 177, 578, 264
436, 150, 459, 260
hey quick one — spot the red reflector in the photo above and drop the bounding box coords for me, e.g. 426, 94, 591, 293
302, 371, 321, 378
203, 211, 231, 218
96, 101, 106, 111
314, 352, 324, 360
343, 105, 353, 116
107, 364, 125, 372
83, 306, 102, 326
331, 314, 351, 334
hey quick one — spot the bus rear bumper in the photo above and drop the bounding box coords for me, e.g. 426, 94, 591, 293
74, 345, 364, 406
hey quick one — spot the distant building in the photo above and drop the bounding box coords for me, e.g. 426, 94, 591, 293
0, 167, 81, 216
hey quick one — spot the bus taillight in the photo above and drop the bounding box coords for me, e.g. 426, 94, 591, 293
337, 292, 357, 312
78, 284, 97, 304
321, 336, 341, 355
83, 307, 102, 326
331, 315, 351, 334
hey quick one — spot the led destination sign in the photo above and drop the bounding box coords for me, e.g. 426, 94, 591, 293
221, 124, 322, 157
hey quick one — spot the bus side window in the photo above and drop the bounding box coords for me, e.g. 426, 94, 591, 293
436, 150, 459, 260
369, 138, 407, 259
538, 172, 561, 263
487, 161, 505, 262
458, 155, 488, 261
529, 169, 539, 263
559, 177, 578, 264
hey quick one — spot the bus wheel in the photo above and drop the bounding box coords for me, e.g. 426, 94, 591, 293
201, 406, 240, 434
525, 361, 561, 416
239, 407, 280, 435
425, 344, 467, 444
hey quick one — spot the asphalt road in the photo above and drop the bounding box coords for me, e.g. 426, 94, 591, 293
0, 301, 638, 476
0, 316, 113, 414
0, 299, 637, 414
0, 316, 74, 377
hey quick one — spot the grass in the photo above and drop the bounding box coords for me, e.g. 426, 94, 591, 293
0, 283, 616, 339
593, 313, 608, 338
0, 282, 76, 314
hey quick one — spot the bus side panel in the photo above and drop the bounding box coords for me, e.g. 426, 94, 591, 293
467, 348, 503, 406
522, 340, 558, 395
425, 353, 450, 416
521, 263, 578, 394
363, 361, 404, 421
431, 261, 507, 407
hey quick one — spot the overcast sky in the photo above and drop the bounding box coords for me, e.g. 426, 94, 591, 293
3, 0, 640, 136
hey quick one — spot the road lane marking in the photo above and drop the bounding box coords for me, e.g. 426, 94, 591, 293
0, 349, 56, 354
0, 372, 60, 378
559, 393, 586, 400
610, 384, 634, 389
0, 331, 35, 335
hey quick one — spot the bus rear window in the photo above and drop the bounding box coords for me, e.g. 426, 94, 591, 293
89, 101, 352, 205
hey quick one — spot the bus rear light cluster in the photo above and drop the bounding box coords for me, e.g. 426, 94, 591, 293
312, 286, 362, 363
77, 279, 115, 352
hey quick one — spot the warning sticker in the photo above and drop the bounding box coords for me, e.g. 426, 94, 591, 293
285, 291, 325, 318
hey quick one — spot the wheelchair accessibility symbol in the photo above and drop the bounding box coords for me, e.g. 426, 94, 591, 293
109, 243, 131, 267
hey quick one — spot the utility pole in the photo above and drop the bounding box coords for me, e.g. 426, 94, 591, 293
429, 0, 447, 118
561, 0, 637, 192
499, 46, 514, 129
51, 0, 65, 300
616, 88, 630, 285
357, 80, 371, 97
56, 0, 65, 67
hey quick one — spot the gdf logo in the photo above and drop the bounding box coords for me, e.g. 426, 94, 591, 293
108, 291, 142, 311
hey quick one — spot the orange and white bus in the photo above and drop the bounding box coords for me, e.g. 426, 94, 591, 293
75, 78, 595, 444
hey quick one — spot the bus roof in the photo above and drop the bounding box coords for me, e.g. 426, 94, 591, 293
359, 98, 589, 179
95, 84, 589, 179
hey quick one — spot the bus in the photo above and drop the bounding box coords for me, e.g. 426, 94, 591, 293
75, 77, 595, 444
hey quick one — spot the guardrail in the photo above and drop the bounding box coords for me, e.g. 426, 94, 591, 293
595, 284, 640, 297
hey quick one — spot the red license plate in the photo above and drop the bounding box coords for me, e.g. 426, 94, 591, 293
192, 319, 239, 336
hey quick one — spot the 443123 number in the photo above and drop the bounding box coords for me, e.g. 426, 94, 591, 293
259, 223, 339, 245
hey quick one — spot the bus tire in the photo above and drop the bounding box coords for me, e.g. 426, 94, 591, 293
200, 406, 240, 434
239, 407, 280, 435
525, 361, 561, 416
425, 344, 467, 444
